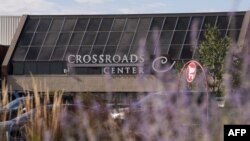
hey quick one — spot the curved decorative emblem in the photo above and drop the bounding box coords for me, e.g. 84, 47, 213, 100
152, 56, 176, 73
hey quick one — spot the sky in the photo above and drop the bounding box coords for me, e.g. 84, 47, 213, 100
0, 0, 249, 15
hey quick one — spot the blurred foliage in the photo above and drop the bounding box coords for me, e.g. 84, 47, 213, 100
198, 25, 231, 97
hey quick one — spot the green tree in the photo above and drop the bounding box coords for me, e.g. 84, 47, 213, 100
198, 25, 230, 97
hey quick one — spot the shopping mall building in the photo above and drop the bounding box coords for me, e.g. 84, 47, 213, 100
0, 11, 249, 100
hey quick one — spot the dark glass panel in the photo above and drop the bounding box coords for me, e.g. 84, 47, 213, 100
91, 46, 104, 55
219, 30, 227, 37
229, 15, 244, 29
146, 31, 160, 47
95, 32, 109, 45
180, 45, 193, 59
119, 32, 134, 45
31, 33, 46, 46
124, 18, 138, 31
18, 33, 33, 46
137, 18, 151, 31
51, 47, 65, 60
116, 46, 129, 55
107, 32, 122, 45
129, 46, 137, 54
160, 44, 170, 54
65, 46, 79, 57
202, 16, 217, 29
189, 16, 203, 30
13, 47, 28, 61
171, 31, 186, 44
26, 47, 40, 60
199, 31, 205, 42
163, 17, 177, 30
74, 18, 88, 31
150, 17, 164, 30
103, 46, 117, 55
112, 18, 126, 31
160, 31, 173, 44
50, 18, 63, 31
168, 45, 182, 59
56, 33, 71, 45
37, 18, 52, 31
44, 33, 59, 46
50, 62, 64, 74
38, 47, 53, 60
37, 62, 50, 74
132, 31, 147, 46
217, 16, 229, 29
100, 18, 113, 31
82, 32, 97, 45
227, 30, 240, 41
13, 62, 24, 75
24, 62, 36, 74
87, 18, 101, 31
62, 19, 76, 31
69, 33, 84, 45
176, 17, 190, 30
24, 18, 39, 32
78, 46, 91, 55
185, 31, 199, 44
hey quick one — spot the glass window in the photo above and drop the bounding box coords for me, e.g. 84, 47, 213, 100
75, 18, 88, 31
199, 31, 205, 41
180, 45, 193, 59
176, 17, 190, 30
31, 33, 46, 46
132, 31, 147, 46
49, 18, 64, 31
87, 18, 101, 31
37, 18, 52, 31
37, 62, 50, 74
171, 31, 186, 44
56, 33, 71, 45
13, 47, 28, 61
227, 30, 240, 41
112, 18, 126, 31
217, 16, 229, 29
107, 32, 122, 45
124, 18, 138, 31
229, 15, 244, 29
100, 18, 114, 31
81, 32, 97, 45
116, 46, 129, 55
150, 17, 164, 30
18, 33, 33, 46
78, 46, 91, 55
62, 19, 76, 31
160, 44, 170, 54
24, 62, 36, 74
119, 32, 134, 45
69, 33, 84, 45
25, 47, 40, 60
51, 47, 65, 60
189, 16, 203, 30
37, 47, 53, 60
202, 16, 217, 29
24, 18, 39, 32
95, 32, 109, 45
160, 31, 173, 44
146, 31, 160, 47
103, 46, 117, 55
43, 33, 59, 46
185, 31, 199, 44
168, 45, 182, 59
163, 17, 177, 30
91, 46, 104, 55
137, 18, 151, 31
64, 46, 79, 58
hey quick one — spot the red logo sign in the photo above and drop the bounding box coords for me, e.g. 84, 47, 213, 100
186, 62, 197, 83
